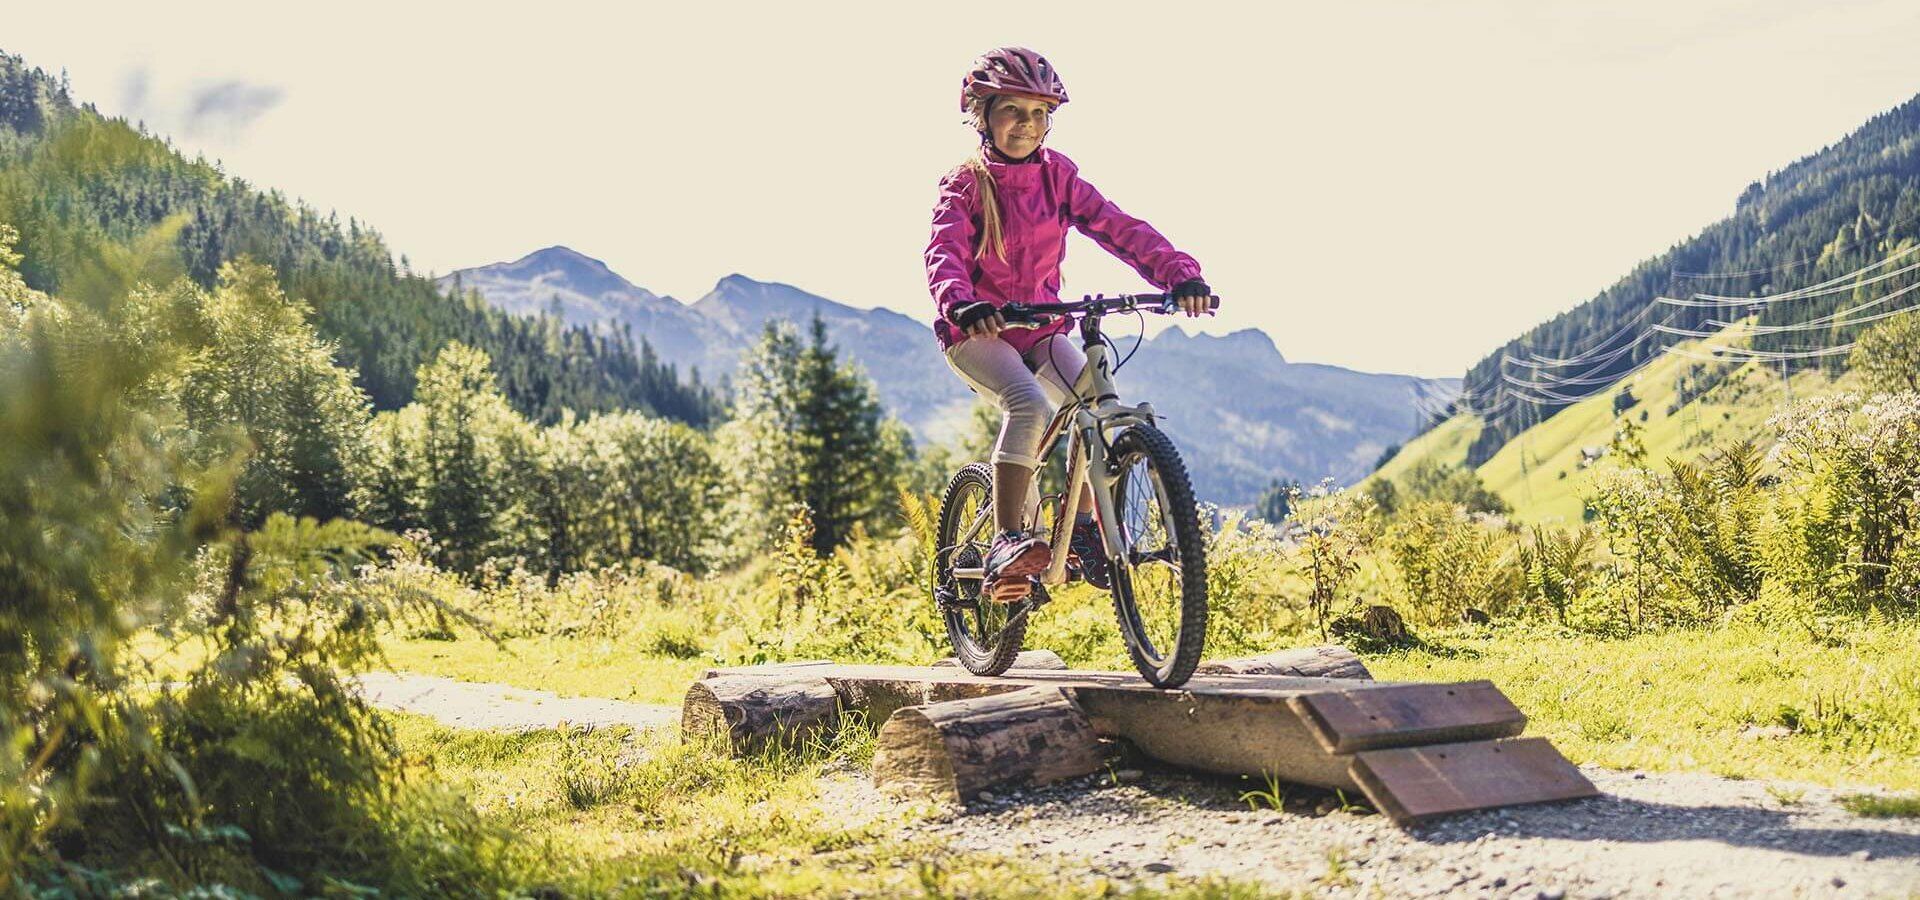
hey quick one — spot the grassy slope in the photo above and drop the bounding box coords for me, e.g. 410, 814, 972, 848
1365, 412, 1478, 487
1373, 328, 1859, 523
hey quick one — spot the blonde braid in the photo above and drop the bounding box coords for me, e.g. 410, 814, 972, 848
963, 96, 1008, 263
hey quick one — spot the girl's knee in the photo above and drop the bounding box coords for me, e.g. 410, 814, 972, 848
994, 382, 1055, 465
1000, 381, 1054, 420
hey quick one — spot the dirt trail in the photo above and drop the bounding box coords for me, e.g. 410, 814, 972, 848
356, 672, 1919, 898
351, 672, 678, 732
865, 766, 1920, 899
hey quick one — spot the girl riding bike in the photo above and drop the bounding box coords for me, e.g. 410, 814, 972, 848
926, 46, 1215, 603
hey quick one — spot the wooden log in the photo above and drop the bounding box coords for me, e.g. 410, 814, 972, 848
1349, 737, 1599, 825
697, 664, 1518, 779
832, 678, 933, 732
694, 660, 1578, 823
702, 661, 1403, 695
873, 686, 1108, 803
699, 659, 833, 679
1196, 645, 1372, 680
1068, 688, 1361, 789
832, 678, 1018, 731
932, 649, 1068, 671
681, 674, 839, 754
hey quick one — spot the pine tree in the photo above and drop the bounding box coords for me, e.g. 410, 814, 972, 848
726, 315, 907, 555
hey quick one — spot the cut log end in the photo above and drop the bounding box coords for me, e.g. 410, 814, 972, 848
873, 686, 1107, 803
872, 708, 960, 800
681, 674, 839, 754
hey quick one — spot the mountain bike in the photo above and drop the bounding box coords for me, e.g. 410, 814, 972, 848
932, 292, 1216, 688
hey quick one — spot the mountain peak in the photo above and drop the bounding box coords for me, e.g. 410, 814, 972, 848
1150, 326, 1285, 364
491, 245, 639, 298
1204, 328, 1286, 364
699, 274, 833, 311
514, 244, 606, 266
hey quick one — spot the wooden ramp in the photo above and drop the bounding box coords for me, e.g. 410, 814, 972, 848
682, 647, 1596, 825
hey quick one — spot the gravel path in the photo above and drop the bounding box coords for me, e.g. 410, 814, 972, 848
879, 766, 1920, 899
356, 673, 1918, 897
351, 672, 678, 732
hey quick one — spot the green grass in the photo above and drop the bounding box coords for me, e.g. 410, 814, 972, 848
1838, 792, 1920, 819
1369, 621, 1920, 791
380, 635, 712, 704
1367, 412, 1478, 487
385, 711, 1280, 898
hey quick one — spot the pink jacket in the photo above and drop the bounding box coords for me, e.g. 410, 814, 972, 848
925, 148, 1204, 352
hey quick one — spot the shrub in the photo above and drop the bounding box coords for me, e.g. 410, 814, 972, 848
1202, 508, 1302, 653
3, 242, 527, 892
1763, 393, 1920, 618
1384, 500, 1522, 625
1848, 312, 1920, 394
1518, 524, 1599, 625
1291, 483, 1383, 638
1395, 459, 1508, 515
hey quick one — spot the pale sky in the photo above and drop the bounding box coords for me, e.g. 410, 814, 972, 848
10, 1, 1920, 376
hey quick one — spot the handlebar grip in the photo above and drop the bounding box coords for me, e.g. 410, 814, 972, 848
995, 303, 1056, 328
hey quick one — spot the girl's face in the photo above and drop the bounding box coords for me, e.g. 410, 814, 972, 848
987, 95, 1053, 160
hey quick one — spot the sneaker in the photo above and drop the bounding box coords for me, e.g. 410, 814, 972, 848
1067, 515, 1112, 590
982, 529, 1051, 603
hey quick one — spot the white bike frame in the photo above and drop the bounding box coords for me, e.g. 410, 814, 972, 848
948, 332, 1157, 587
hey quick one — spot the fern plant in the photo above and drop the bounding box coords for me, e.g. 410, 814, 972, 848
1519, 524, 1598, 625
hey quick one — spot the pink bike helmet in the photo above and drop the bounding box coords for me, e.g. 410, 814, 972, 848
960, 47, 1069, 112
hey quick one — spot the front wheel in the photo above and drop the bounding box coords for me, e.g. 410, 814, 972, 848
1104, 425, 1208, 687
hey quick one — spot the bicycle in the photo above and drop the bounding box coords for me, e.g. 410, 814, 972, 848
932, 291, 1217, 688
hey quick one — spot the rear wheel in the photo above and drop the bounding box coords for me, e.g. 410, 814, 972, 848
934, 463, 1026, 675
1104, 425, 1208, 688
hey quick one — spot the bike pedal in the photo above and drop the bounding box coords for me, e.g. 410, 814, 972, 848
984, 575, 1038, 604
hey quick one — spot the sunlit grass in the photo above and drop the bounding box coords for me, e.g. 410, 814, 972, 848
1370, 621, 1920, 791
1366, 412, 1479, 488
379, 634, 711, 704
1839, 792, 1920, 819
386, 711, 1277, 898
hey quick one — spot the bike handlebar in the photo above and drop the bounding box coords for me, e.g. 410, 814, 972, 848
994, 292, 1221, 329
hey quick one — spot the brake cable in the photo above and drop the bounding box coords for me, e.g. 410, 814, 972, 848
1107, 307, 1148, 374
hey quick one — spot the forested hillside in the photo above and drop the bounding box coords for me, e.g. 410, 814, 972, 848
0, 50, 719, 424
1458, 91, 1920, 465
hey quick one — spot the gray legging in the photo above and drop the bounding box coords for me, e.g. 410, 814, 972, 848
944, 333, 1093, 470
